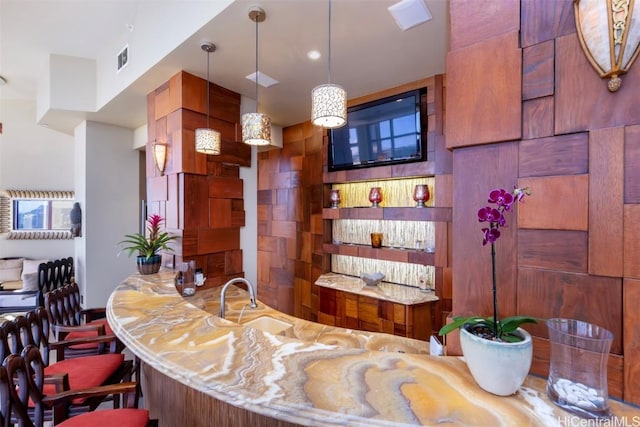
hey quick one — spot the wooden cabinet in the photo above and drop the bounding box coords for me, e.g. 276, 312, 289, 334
318, 286, 433, 341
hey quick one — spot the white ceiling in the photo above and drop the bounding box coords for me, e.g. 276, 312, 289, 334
0, 0, 449, 132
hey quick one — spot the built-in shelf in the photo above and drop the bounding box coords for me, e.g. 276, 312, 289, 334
322, 207, 452, 222
323, 243, 434, 265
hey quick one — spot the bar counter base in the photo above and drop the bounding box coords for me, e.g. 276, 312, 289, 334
142, 362, 303, 427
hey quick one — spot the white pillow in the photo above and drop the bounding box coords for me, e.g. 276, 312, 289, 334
21, 272, 39, 292
0, 258, 24, 282
22, 259, 48, 276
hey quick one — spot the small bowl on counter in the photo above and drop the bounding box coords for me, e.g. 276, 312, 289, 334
360, 272, 385, 287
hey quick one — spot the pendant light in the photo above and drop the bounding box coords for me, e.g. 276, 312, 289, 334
241, 7, 271, 146
311, 0, 347, 129
195, 42, 222, 155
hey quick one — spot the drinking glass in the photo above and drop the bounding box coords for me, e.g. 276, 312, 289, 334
181, 260, 196, 296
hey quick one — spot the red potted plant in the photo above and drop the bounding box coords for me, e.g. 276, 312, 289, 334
119, 214, 177, 274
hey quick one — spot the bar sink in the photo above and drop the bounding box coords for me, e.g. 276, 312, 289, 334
242, 316, 293, 335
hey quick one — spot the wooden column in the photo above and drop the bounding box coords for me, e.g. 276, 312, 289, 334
146, 71, 251, 286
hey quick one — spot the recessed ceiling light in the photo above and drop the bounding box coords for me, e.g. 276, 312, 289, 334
388, 0, 432, 31
246, 71, 279, 88
307, 50, 321, 60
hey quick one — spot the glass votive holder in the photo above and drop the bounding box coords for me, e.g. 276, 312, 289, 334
413, 184, 430, 208
370, 232, 383, 248
329, 189, 341, 208
369, 187, 382, 208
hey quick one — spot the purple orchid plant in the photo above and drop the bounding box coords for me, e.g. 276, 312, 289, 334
439, 186, 537, 342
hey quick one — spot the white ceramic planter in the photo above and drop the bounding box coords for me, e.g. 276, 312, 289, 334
460, 326, 533, 396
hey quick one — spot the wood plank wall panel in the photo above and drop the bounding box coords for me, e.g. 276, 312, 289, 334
448, 0, 640, 404
518, 229, 587, 272
589, 127, 624, 277
624, 125, 640, 204
522, 40, 555, 100
624, 278, 640, 404
522, 97, 554, 140
449, 0, 520, 51
518, 175, 588, 230
518, 268, 622, 354
257, 122, 324, 316
519, 133, 588, 177
445, 32, 522, 148
624, 205, 640, 279
452, 142, 519, 319
182, 174, 209, 230
555, 35, 640, 135
147, 70, 249, 286
520, 0, 574, 47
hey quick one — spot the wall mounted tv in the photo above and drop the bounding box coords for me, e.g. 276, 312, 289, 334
328, 88, 427, 172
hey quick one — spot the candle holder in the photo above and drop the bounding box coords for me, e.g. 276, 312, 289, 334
329, 189, 341, 208
413, 184, 430, 208
369, 187, 382, 208
370, 232, 383, 248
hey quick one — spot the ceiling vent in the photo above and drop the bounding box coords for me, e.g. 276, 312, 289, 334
117, 45, 129, 73
388, 0, 432, 31
246, 71, 279, 88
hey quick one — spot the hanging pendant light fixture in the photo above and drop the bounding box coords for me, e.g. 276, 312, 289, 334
195, 42, 222, 155
242, 7, 271, 146
311, 0, 347, 129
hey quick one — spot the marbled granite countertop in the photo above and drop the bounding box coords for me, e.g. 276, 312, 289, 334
315, 273, 439, 305
107, 270, 640, 426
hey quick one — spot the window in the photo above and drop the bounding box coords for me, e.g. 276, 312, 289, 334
0, 190, 75, 240
13, 199, 73, 231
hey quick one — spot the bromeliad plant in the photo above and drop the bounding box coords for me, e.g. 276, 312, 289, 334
439, 187, 537, 342
119, 214, 177, 260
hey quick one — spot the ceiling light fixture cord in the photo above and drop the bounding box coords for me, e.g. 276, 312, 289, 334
254, 14, 259, 110
206, 50, 211, 128
328, 0, 332, 85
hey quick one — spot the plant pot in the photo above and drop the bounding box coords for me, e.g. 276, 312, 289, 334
459, 326, 533, 396
136, 254, 161, 275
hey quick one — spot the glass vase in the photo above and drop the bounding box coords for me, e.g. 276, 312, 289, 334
546, 318, 613, 419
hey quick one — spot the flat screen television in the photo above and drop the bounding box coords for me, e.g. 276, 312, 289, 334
328, 88, 426, 172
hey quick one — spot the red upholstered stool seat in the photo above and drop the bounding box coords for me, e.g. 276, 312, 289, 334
59, 408, 150, 427
65, 319, 114, 350
44, 353, 125, 404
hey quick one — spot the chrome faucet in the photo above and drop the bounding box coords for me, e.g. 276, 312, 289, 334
219, 278, 258, 319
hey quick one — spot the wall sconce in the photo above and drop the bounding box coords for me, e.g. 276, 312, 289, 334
574, 0, 640, 92
152, 142, 167, 175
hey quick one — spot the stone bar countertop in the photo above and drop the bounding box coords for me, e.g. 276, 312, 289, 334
107, 270, 640, 427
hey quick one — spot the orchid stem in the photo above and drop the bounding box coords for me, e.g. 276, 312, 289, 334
491, 237, 498, 338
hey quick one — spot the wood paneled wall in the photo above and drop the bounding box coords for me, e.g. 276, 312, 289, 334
256, 122, 326, 316
447, 0, 640, 404
259, 76, 452, 332
146, 71, 251, 286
